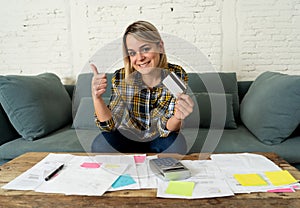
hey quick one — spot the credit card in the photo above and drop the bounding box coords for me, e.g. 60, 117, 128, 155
162, 72, 187, 98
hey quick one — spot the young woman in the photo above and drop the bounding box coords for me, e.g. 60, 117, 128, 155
91, 20, 194, 154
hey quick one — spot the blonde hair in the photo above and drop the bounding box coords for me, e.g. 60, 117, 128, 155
122, 21, 168, 78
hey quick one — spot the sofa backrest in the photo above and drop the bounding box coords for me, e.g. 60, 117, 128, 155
0, 72, 254, 146
72, 73, 113, 116
72, 72, 253, 115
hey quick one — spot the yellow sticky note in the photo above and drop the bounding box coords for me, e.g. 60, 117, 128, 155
104, 164, 120, 169
165, 181, 195, 197
265, 170, 298, 186
234, 173, 268, 186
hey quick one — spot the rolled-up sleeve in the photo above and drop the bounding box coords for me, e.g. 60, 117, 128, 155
157, 97, 176, 137
95, 116, 115, 131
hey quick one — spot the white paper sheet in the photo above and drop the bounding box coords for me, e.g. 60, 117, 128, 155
2, 154, 127, 196
157, 178, 234, 199
36, 155, 127, 196
95, 155, 140, 191
136, 155, 158, 189
210, 153, 281, 173
210, 153, 295, 193
156, 160, 234, 199
2, 153, 73, 191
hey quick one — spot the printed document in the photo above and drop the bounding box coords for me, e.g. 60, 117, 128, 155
36, 155, 127, 196
2, 153, 73, 191
156, 160, 234, 199
2, 153, 127, 196
2, 153, 299, 198
210, 153, 299, 193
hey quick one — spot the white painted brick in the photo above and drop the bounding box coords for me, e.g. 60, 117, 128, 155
0, 0, 299, 81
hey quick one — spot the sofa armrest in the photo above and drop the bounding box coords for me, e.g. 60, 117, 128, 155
0, 104, 20, 145
64, 85, 75, 100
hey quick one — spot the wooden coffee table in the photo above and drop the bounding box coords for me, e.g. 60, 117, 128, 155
1, 152, 300, 208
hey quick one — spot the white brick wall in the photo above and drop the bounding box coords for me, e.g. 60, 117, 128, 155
0, 0, 299, 82
0, 0, 73, 79
237, 0, 300, 80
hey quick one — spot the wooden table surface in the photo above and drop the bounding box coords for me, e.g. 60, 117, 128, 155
0, 152, 300, 208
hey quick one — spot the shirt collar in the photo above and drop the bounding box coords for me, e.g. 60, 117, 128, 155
125, 70, 165, 90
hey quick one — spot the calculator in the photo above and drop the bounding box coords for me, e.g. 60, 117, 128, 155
149, 157, 191, 181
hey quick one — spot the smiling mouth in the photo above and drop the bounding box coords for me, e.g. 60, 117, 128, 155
138, 61, 150, 68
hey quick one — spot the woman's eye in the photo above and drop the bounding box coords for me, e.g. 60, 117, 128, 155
141, 47, 151, 53
128, 51, 136, 57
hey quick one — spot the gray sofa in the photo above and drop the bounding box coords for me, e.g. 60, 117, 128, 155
0, 71, 299, 170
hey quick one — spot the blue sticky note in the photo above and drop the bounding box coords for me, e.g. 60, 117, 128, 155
111, 174, 136, 189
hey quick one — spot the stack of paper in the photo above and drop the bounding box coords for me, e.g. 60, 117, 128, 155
2, 153, 158, 196
156, 160, 234, 199
210, 153, 300, 193
2, 153, 299, 199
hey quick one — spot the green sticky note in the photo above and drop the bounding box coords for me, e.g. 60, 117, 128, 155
165, 181, 195, 197
234, 173, 268, 186
265, 170, 298, 186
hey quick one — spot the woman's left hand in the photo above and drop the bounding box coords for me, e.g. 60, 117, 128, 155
174, 94, 194, 120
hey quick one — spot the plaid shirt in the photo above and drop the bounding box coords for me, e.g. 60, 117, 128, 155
95, 63, 188, 140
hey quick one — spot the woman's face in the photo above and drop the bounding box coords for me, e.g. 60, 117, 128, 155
126, 34, 162, 75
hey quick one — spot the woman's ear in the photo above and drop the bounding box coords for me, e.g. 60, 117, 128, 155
159, 40, 165, 54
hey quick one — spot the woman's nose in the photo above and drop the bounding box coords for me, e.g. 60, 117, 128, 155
136, 52, 145, 60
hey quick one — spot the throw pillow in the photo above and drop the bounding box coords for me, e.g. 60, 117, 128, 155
240, 71, 300, 145
0, 73, 72, 141
185, 93, 237, 129
188, 73, 239, 120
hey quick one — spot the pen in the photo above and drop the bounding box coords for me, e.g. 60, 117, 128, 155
45, 164, 64, 181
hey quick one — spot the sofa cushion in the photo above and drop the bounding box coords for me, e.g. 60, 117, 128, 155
0, 73, 72, 141
188, 73, 239, 120
186, 125, 300, 164
185, 93, 237, 129
72, 97, 109, 130
0, 127, 95, 161
240, 71, 300, 145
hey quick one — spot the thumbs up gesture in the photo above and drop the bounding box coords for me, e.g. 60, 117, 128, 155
91, 64, 107, 99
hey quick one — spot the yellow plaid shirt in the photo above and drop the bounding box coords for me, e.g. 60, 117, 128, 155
95, 63, 188, 140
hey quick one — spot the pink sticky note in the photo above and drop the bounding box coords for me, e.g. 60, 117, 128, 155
267, 188, 295, 193
80, 162, 102, 168
292, 185, 300, 190
134, 155, 146, 164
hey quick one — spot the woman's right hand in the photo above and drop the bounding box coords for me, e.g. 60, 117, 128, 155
91, 64, 107, 99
